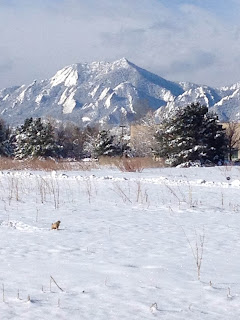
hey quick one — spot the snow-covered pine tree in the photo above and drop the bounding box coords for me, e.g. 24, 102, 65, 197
154, 103, 227, 166
93, 130, 124, 158
14, 117, 61, 159
0, 118, 13, 157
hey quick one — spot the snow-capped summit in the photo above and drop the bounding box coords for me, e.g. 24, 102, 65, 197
0, 58, 239, 126
50, 65, 79, 87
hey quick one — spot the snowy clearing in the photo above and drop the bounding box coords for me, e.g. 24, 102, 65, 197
0, 166, 240, 319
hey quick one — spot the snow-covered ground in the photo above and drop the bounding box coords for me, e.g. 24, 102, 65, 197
0, 165, 240, 319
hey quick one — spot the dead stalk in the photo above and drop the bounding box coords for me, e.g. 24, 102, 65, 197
188, 185, 193, 207
136, 181, 149, 204
85, 179, 92, 203
50, 179, 60, 209
182, 227, 205, 280
36, 208, 39, 223
136, 181, 141, 203
113, 182, 132, 203
50, 276, 64, 292
164, 183, 181, 207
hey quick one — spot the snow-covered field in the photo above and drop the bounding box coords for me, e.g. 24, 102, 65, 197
0, 165, 240, 319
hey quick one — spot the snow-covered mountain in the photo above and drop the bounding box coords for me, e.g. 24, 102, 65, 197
0, 58, 240, 126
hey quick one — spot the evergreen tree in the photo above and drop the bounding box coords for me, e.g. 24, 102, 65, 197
14, 117, 62, 159
93, 130, 124, 157
0, 119, 13, 156
154, 103, 227, 166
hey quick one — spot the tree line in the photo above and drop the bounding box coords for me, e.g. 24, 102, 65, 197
0, 117, 130, 160
0, 103, 238, 166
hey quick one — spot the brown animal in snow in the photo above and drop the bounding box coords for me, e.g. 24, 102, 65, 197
51, 221, 61, 230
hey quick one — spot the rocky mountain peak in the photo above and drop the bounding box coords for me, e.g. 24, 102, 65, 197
0, 58, 239, 127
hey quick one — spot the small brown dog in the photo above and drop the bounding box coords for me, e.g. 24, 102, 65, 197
51, 221, 61, 230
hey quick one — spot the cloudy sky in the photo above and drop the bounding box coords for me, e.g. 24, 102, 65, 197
0, 0, 240, 88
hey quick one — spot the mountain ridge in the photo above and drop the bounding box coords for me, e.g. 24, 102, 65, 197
0, 58, 239, 126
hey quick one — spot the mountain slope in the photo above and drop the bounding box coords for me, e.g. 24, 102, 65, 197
0, 58, 239, 126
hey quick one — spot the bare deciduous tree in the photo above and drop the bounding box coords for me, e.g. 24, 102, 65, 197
225, 122, 240, 161
130, 111, 158, 157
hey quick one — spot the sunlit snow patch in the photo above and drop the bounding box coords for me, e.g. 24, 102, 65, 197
0, 220, 42, 232
82, 116, 91, 122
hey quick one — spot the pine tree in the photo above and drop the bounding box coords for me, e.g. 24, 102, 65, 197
93, 130, 123, 157
14, 117, 62, 159
154, 103, 227, 166
0, 119, 13, 157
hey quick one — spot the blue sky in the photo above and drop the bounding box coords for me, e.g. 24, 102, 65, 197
0, 0, 240, 88
161, 0, 239, 19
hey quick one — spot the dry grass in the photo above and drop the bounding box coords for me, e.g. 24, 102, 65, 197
99, 156, 165, 171
0, 156, 164, 172
0, 157, 99, 171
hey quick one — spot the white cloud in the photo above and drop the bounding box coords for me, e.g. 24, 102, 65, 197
0, 0, 239, 87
